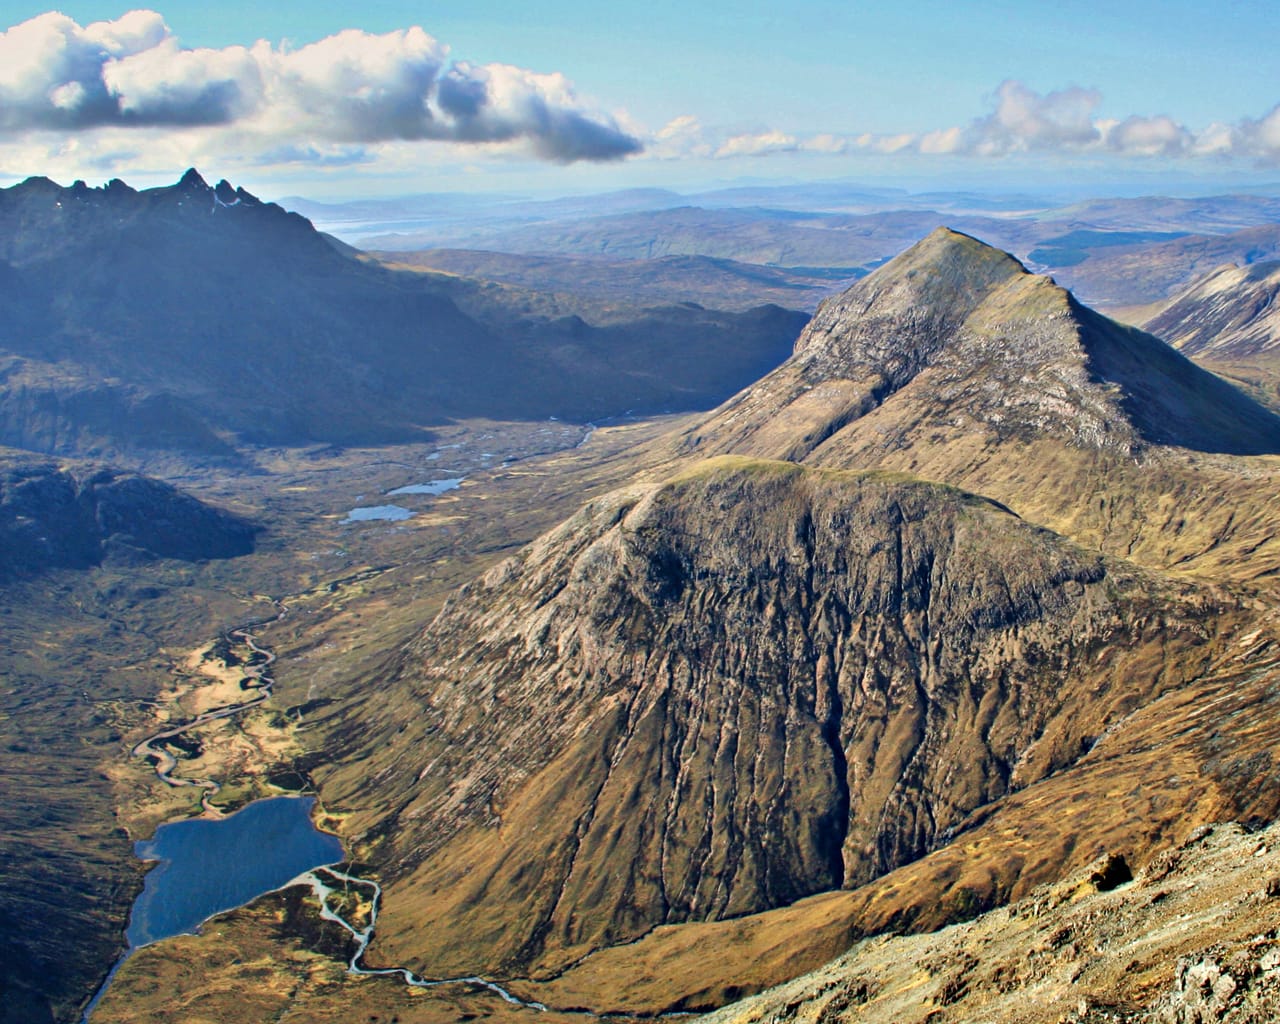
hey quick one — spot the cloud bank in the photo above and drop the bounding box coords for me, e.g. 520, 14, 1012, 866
655, 79, 1280, 167
0, 10, 641, 162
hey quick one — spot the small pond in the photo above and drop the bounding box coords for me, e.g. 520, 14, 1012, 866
386, 477, 464, 496
343, 504, 413, 523
126, 796, 344, 948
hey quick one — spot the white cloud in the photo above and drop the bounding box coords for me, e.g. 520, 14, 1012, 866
0, 10, 641, 162
651, 80, 1280, 170
714, 130, 797, 158
1102, 114, 1191, 157
1231, 104, 1280, 161
799, 133, 848, 154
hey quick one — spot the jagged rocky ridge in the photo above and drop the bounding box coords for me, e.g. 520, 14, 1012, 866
321, 457, 1221, 978
680, 227, 1280, 462
0, 170, 806, 455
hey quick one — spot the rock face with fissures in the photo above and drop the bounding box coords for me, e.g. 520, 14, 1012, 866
321, 456, 1226, 979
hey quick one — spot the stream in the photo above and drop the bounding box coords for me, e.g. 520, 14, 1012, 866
88, 582, 678, 1021
291, 866, 560, 1012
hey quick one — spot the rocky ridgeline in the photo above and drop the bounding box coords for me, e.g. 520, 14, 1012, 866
681, 227, 1280, 462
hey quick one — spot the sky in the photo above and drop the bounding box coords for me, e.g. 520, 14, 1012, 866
0, 2, 1278, 200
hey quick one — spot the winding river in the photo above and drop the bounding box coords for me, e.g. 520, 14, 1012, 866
291, 866, 560, 1012
130, 615, 280, 813
90, 589, 610, 1020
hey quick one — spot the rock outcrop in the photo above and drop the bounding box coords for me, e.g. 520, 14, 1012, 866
700, 821, 1280, 1024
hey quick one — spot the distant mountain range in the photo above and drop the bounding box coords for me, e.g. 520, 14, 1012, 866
0, 170, 808, 457
313, 185, 1280, 314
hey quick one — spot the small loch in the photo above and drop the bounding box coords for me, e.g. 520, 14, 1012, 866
386, 476, 464, 496
343, 504, 413, 523
126, 796, 343, 948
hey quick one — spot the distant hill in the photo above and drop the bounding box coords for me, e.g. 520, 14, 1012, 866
1050, 223, 1280, 309
0, 452, 255, 578
0, 171, 808, 457
1144, 260, 1280, 359
377, 248, 860, 313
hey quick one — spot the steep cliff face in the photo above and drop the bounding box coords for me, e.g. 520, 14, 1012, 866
320, 458, 1220, 977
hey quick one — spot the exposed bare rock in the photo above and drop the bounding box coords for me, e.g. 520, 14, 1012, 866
316, 456, 1225, 982
680, 227, 1280, 461
701, 821, 1280, 1024
671, 228, 1280, 581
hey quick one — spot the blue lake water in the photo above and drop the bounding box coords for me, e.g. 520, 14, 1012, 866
386, 477, 464, 496
126, 796, 344, 948
343, 504, 413, 523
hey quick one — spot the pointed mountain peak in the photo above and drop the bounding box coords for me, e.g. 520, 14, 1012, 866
177, 167, 209, 190
895, 226, 1026, 277
682, 227, 1280, 463
864, 226, 1026, 297
796, 227, 1030, 361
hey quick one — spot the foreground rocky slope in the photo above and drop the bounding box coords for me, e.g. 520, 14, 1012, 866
703, 817, 1280, 1024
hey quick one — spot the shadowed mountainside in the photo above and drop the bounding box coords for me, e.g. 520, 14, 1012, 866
0, 171, 806, 456
0, 453, 255, 579
294, 228, 1280, 1017
316, 456, 1231, 985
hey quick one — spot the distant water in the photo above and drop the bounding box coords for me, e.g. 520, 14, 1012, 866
387, 477, 464, 496
126, 796, 343, 948
343, 504, 413, 523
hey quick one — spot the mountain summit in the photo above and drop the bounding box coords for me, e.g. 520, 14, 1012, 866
684, 228, 1280, 462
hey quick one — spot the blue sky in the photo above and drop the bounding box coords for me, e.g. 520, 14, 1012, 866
0, 2, 1277, 198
